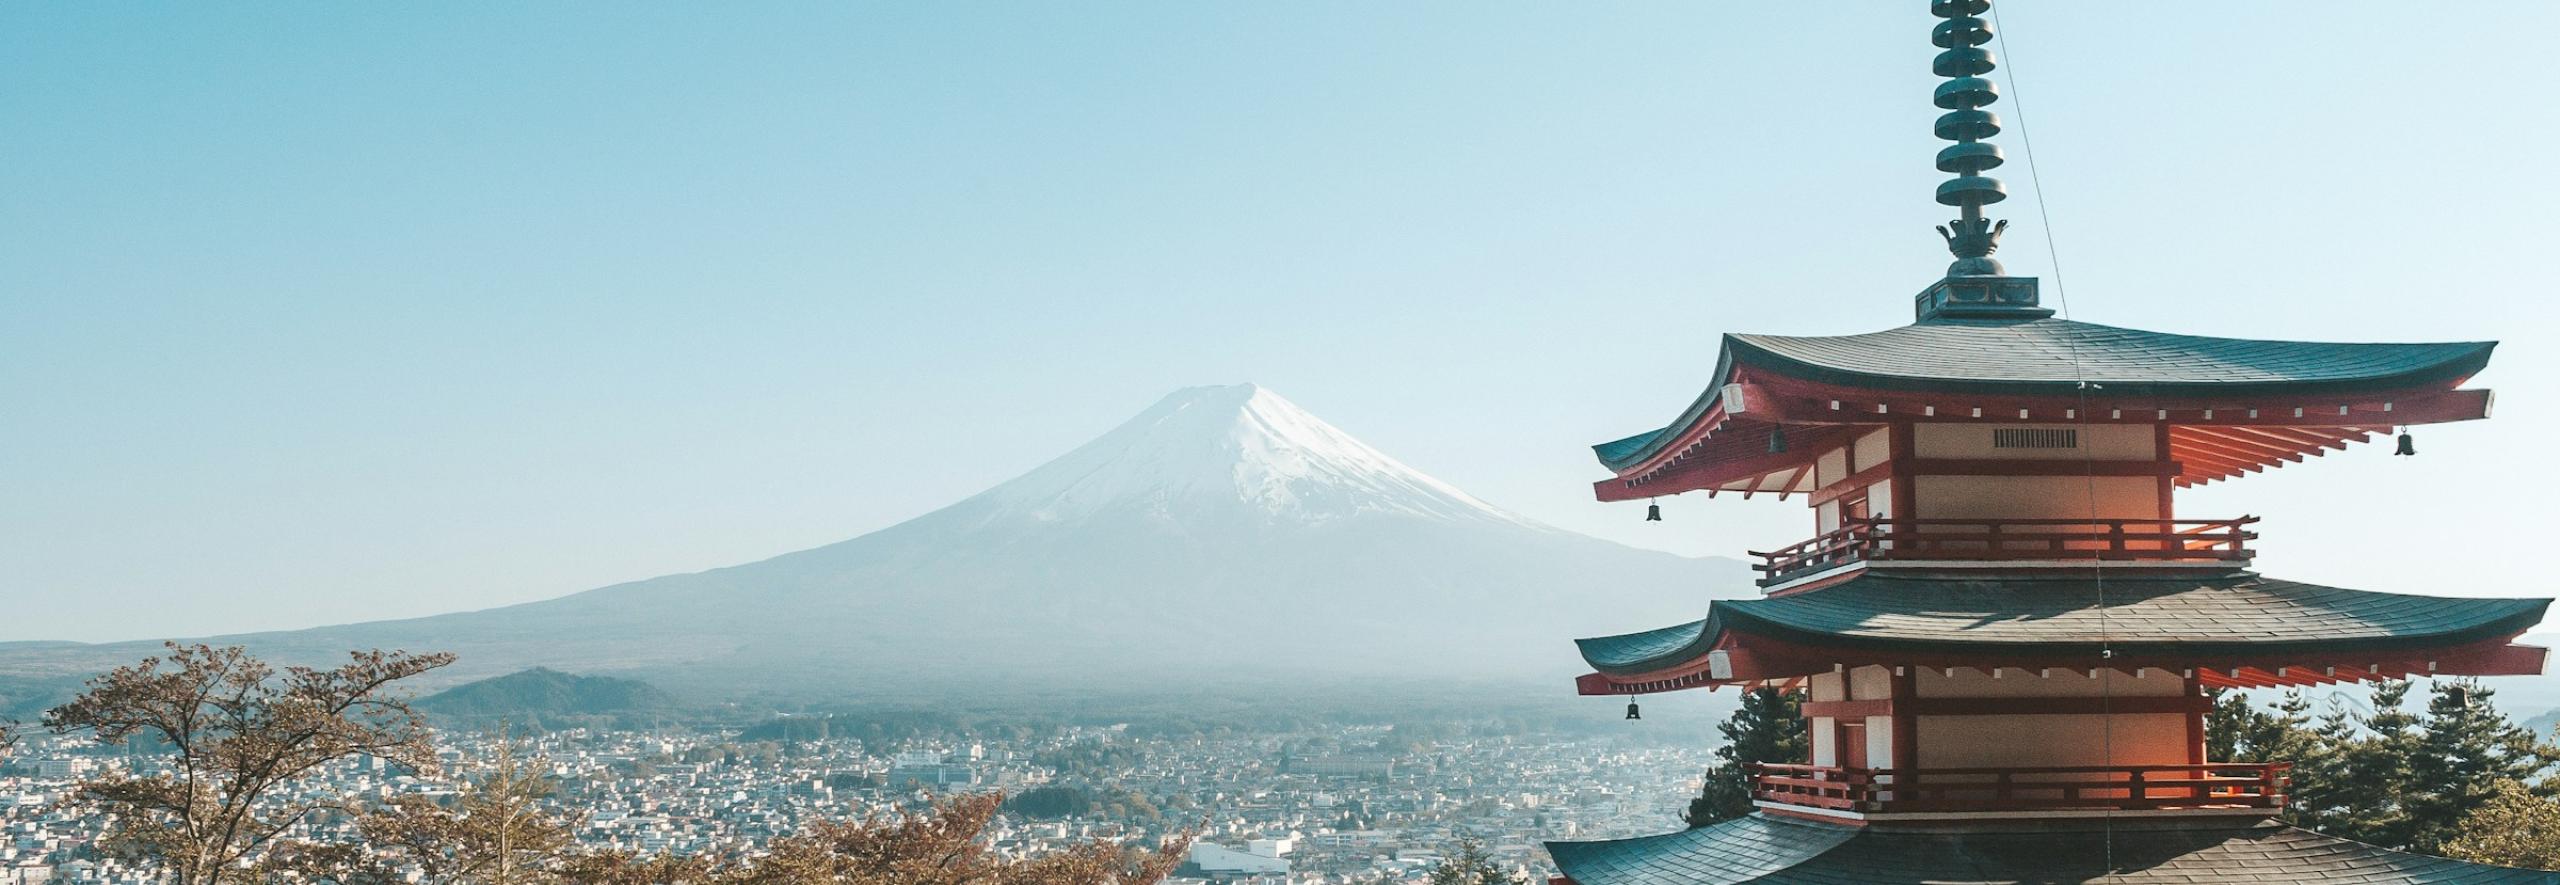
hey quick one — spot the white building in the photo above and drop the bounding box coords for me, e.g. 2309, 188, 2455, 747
1181, 843, 1289, 876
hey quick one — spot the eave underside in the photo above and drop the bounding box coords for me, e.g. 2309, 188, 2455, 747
1575, 632, 2547, 696
1594, 373, 2491, 502
1571, 572, 2551, 695
1593, 320, 2498, 488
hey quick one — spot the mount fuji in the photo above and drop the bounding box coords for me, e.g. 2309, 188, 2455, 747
0, 385, 1748, 708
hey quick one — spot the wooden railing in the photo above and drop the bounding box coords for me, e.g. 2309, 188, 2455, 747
1748, 762, 2290, 815
1750, 516, 2258, 586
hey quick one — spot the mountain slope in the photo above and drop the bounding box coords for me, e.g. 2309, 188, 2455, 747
416, 668, 676, 718
0, 384, 1748, 705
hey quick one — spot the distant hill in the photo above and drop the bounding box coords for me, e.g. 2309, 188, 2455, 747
416, 668, 676, 718
0, 384, 1750, 707
2520, 706, 2560, 739
0, 670, 90, 721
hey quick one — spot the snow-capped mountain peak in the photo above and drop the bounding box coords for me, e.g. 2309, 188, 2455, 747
0, 382, 1745, 699
973, 384, 1529, 526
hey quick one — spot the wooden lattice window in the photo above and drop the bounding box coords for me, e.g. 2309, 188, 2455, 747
1991, 428, 2079, 449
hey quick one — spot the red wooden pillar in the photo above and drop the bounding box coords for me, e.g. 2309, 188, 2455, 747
1891, 666, 1918, 770
2184, 674, 2207, 765
2155, 423, 2176, 520
1889, 423, 1917, 522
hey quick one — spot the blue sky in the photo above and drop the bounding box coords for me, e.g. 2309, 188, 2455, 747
6, 3, 2556, 641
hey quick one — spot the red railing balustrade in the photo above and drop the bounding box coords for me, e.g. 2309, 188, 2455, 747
1750, 516, 2258, 586
1747, 761, 2290, 814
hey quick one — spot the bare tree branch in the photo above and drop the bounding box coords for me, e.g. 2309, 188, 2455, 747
44, 644, 453, 885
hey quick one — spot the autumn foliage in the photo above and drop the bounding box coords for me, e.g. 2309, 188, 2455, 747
42, 643, 454, 885
713, 793, 1190, 885
38, 643, 1190, 885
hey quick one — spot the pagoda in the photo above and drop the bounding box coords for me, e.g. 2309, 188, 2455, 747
1543, 3, 2552, 883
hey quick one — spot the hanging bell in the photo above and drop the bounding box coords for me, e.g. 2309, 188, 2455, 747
2394, 431, 2416, 457
1645, 502, 1663, 522
1624, 701, 1642, 720
1767, 426, 1789, 454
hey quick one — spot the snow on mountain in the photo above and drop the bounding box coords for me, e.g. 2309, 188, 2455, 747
970, 384, 1530, 527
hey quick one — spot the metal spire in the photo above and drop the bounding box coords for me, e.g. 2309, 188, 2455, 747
1931, 0, 2007, 277
1909, 0, 2049, 321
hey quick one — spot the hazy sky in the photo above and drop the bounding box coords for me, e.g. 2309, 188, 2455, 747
7, 3, 2557, 642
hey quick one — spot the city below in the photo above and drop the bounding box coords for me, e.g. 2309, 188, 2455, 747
2, 716, 1711, 884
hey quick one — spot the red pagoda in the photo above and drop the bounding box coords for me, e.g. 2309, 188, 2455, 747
1543, 3, 2552, 882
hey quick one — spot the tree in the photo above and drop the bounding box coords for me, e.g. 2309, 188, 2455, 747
2187, 679, 2560, 855
259, 839, 402, 885
1684, 688, 1806, 827
2205, 682, 2411, 845
41, 643, 455, 885
2324, 679, 2427, 846
347, 734, 578, 884
2205, 688, 2318, 764
827, 770, 884, 792
2402, 679, 2560, 854
551, 852, 712, 885
1004, 785, 1096, 819
2280, 692, 2362, 837
701, 792, 1190, 885
2440, 779, 2560, 871
1424, 838, 1523, 885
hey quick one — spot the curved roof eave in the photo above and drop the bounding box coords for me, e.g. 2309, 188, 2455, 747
1573, 572, 2550, 676
1725, 323, 2496, 399
1574, 615, 1721, 675
1590, 340, 1740, 472
1590, 319, 2497, 474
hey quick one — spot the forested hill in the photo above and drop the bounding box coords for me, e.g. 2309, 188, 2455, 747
415, 668, 676, 719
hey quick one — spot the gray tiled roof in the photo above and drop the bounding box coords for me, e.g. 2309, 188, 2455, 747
1576, 572, 2548, 674
1732, 318, 2493, 395
1594, 318, 2493, 471
1546, 815, 1854, 884
1547, 816, 2558, 884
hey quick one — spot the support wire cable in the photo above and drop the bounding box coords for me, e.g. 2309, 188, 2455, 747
1990, 2, 2120, 875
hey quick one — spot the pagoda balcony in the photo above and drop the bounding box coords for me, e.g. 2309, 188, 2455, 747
1748, 762, 2291, 818
1750, 516, 2259, 588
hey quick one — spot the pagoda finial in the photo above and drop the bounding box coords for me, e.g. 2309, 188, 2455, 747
1930, 0, 2007, 277
1908, 0, 2047, 321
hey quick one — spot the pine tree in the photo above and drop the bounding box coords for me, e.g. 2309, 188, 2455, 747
1684, 688, 1806, 828
2334, 679, 2426, 847
2284, 694, 2364, 837
2206, 688, 2317, 764
2402, 679, 2560, 854
2214, 678, 2560, 853
1425, 838, 1524, 885
2203, 689, 2254, 762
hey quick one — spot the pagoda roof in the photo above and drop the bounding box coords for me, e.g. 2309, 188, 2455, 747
1595, 317, 2494, 473
1575, 571, 2547, 676
1545, 815, 2548, 884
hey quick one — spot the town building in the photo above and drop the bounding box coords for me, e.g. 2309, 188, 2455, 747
887, 750, 980, 789
1542, 2, 2551, 882
1180, 840, 1294, 878
1291, 756, 1396, 779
